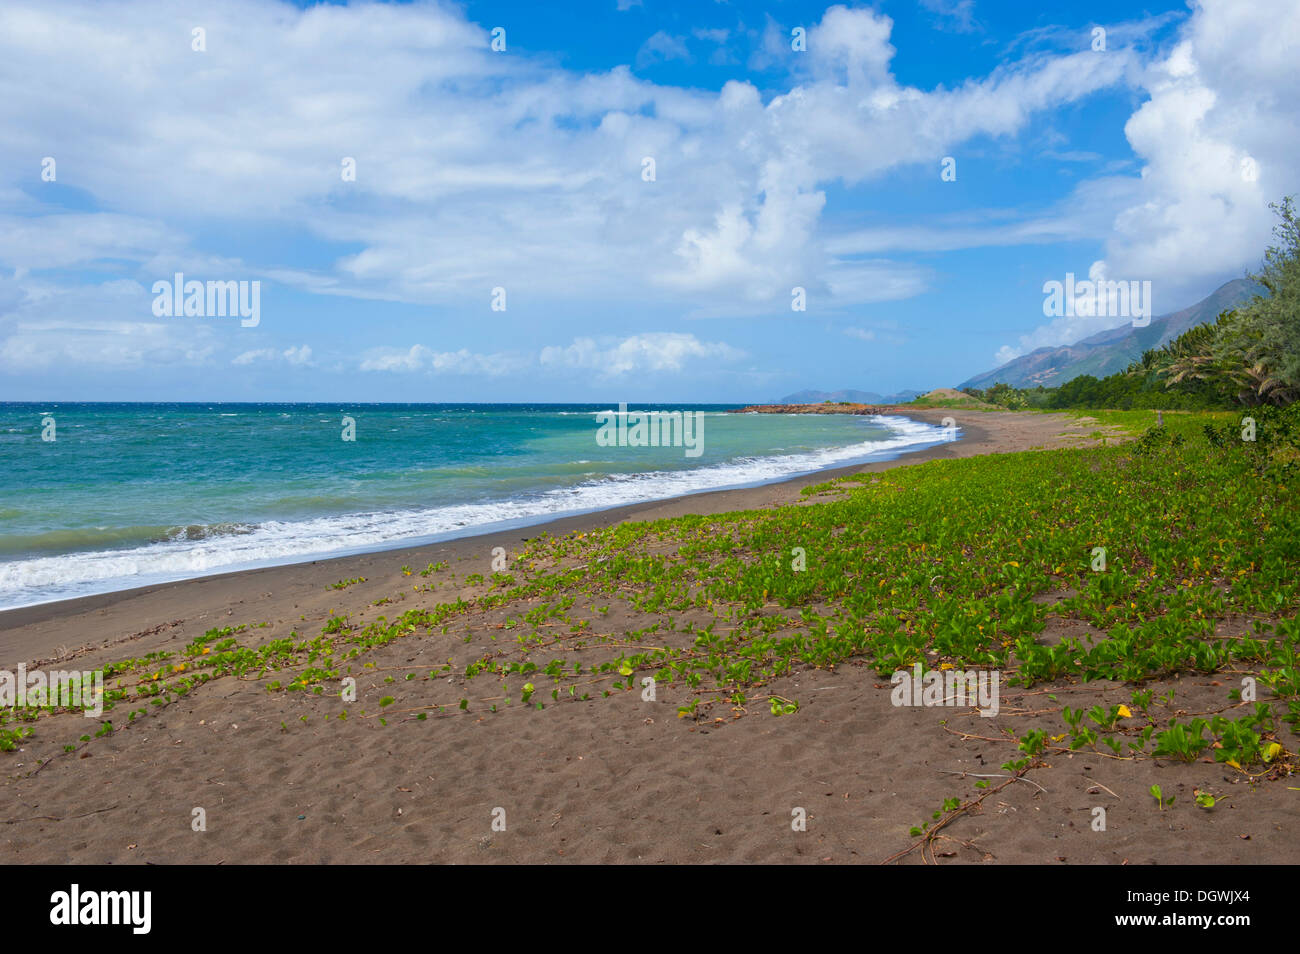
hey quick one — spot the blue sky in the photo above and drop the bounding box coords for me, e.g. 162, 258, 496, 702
1, 0, 1296, 402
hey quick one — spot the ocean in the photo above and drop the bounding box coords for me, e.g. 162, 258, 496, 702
0, 403, 951, 609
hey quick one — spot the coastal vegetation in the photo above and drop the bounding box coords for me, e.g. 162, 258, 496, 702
969, 198, 1299, 412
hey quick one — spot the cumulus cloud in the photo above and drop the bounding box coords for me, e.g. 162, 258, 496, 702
1102, 1, 1300, 298
991, 0, 1300, 363
284, 344, 312, 365
358, 345, 527, 376
539, 332, 743, 377
231, 348, 276, 366
232, 344, 313, 366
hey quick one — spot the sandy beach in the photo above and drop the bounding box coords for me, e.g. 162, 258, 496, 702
1, 408, 1037, 659
3, 407, 1295, 865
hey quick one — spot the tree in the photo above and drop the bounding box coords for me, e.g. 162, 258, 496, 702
1214, 197, 1300, 405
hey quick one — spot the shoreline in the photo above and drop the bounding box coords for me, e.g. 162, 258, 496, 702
0, 408, 941, 620
0, 407, 1096, 669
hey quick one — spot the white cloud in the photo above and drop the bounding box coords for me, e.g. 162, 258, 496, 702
989, 0, 1300, 364
821, 179, 1142, 256
233, 344, 314, 366
806, 4, 898, 86
0, 318, 215, 370
284, 344, 312, 365
841, 318, 905, 347
0, 214, 178, 272
994, 261, 1140, 362
919, 0, 979, 34
0, 276, 217, 371
692, 28, 729, 44
0, 0, 1148, 327
357, 334, 737, 378
232, 348, 277, 366
358, 345, 526, 376
636, 31, 691, 68
1101, 2, 1300, 299
540, 333, 743, 377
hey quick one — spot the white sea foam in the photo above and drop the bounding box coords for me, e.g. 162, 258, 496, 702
0, 415, 954, 609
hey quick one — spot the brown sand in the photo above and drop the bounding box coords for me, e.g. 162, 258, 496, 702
2, 408, 1292, 864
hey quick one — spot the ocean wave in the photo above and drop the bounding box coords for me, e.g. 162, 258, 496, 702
0, 415, 953, 609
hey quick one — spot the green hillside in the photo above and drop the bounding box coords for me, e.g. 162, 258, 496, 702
961, 278, 1265, 390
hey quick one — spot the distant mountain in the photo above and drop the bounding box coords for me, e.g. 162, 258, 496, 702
959, 278, 1265, 391
778, 388, 924, 405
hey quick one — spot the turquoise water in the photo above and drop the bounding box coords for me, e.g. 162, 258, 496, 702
0, 403, 951, 608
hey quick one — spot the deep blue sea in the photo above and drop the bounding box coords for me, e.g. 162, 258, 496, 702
0, 403, 952, 608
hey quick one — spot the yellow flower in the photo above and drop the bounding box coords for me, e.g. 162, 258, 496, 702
1117, 705, 1132, 719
